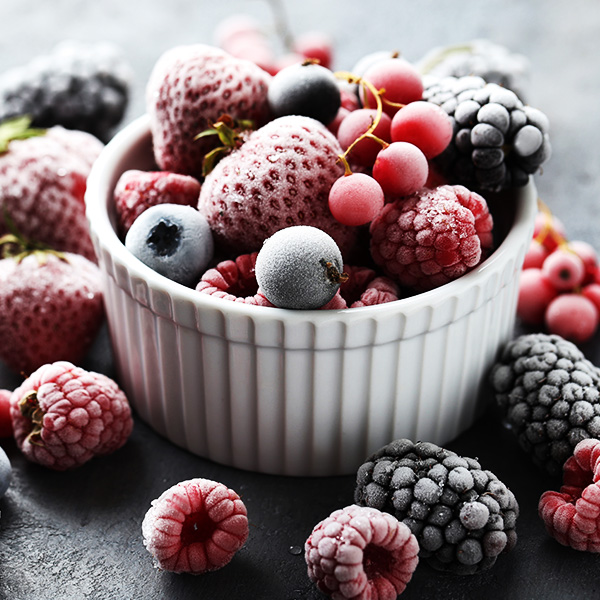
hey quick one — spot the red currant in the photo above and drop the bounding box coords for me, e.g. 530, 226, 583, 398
337, 108, 392, 168
517, 268, 558, 325
372, 142, 428, 197
328, 173, 385, 226
541, 248, 585, 291
545, 293, 599, 343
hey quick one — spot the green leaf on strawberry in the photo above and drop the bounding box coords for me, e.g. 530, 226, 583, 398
0, 116, 46, 154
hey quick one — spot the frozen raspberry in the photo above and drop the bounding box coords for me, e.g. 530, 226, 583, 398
0, 389, 12, 438
305, 504, 419, 599
9, 361, 133, 470
142, 478, 249, 574
355, 439, 519, 575
369, 185, 493, 292
340, 265, 401, 308
539, 438, 600, 552
490, 333, 600, 475
113, 170, 201, 237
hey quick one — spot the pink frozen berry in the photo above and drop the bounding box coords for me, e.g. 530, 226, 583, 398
539, 438, 600, 552
570, 240, 599, 283
533, 210, 567, 252
522, 239, 549, 270
0, 389, 12, 438
328, 173, 385, 226
9, 361, 133, 470
544, 293, 599, 343
142, 478, 249, 574
517, 268, 558, 325
583, 283, 600, 313
542, 248, 586, 291
305, 504, 419, 599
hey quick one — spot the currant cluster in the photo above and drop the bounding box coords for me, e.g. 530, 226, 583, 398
518, 205, 600, 342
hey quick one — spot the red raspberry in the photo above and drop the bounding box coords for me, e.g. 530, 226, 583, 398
539, 438, 600, 552
113, 170, 201, 237
0, 124, 103, 261
340, 265, 400, 307
9, 361, 133, 470
146, 44, 272, 179
141, 478, 249, 574
369, 185, 494, 291
0, 389, 13, 438
0, 251, 105, 375
305, 504, 419, 599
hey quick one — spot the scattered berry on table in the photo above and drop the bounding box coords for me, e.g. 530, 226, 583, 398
0, 445, 11, 499
125, 204, 214, 287
0, 119, 103, 261
369, 185, 494, 292
142, 478, 249, 574
146, 43, 272, 179
516, 268, 558, 325
539, 438, 600, 552
113, 170, 201, 237
0, 243, 105, 375
522, 239, 549, 270
490, 333, 600, 475
371, 141, 429, 197
305, 504, 419, 599
255, 226, 347, 310
0, 390, 13, 438
328, 173, 384, 227
423, 75, 550, 192
267, 61, 341, 125
390, 100, 454, 159
9, 361, 133, 470
544, 293, 599, 344
0, 40, 132, 142
541, 248, 585, 291
197, 115, 357, 258
532, 209, 567, 252
354, 438, 519, 574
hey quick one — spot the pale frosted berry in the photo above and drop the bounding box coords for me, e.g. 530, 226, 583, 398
292, 31, 334, 69
583, 283, 600, 314
337, 108, 392, 168
142, 478, 249, 574
539, 438, 600, 552
328, 173, 385, 226
544, 293, 599, 343
516, 268, 558, 325
390, 101, 453, 158
0, 446, 11, 499
569, 240, 599, 282
522, 239, 549, 270
0, 390, 12, 438
10, 361, 133, 470
255, 226, 346, 309
372, 142, 428, 197
533, 210, 567, 251
305, 504, 419, 599
542, 248, 586, 291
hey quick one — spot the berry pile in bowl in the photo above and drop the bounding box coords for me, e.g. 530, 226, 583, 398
84, 38, 544, 477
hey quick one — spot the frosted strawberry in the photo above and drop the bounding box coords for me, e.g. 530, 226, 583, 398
146, 44, 272, 179
0, 233, 104, 375
10, 361, 133, 470
0, 117, 103, 261
197, 115, 358, 257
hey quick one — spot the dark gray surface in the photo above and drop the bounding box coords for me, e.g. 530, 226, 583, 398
1, 1, 600, 598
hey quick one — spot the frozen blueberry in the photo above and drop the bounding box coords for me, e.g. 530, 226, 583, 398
255, 226, 346, 310
0, 445, 11, 498
125, 204, 214, 287
267, 62, 341, 125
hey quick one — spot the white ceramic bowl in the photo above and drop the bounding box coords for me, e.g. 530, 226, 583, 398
85, 114, 537, 476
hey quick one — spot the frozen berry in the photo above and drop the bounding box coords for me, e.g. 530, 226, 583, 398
142, 478, 249, 574
125, 204, 214, 287
0, 445, 11, 499
305, 504, 419, 599
522, 239, 549, 270
542, 248, 586, 291
10, 361, 133, 470
516, 268, 558, 325
0, 389, 12, 438
533, 210, 567, 252
544, 293, 599, 343
268, 61, 341, 125
328, 173, 385, 226
372, 142, 428, 197
255, 226, 347, 309
570, 240, 599, 283
583, 283, 600, 314
292, 31, 334, 69
539, 438, 600, 552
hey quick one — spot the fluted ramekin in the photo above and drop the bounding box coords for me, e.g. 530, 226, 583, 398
85, 114, 537, 476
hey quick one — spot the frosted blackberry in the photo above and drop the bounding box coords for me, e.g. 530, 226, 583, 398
423, 75, 550, 192
354, 438, 519, 575
490, 333, 600, 475
255, 226, 347, 310
0, 40, 132, 141
417, 39, 530, 100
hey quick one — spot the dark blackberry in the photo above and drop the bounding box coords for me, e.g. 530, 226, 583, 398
354, 438, 519, 575
490, 332, 600, 476
422, 75, 551, 193
0, 40, 132, 142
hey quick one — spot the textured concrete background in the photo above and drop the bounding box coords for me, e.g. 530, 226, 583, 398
1, 1, 600, 598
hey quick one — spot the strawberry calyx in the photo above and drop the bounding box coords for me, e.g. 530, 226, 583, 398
194, 114, 254, 177
0, 115, 46, 154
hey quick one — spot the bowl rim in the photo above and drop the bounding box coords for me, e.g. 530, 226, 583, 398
85, 114, 538, 326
